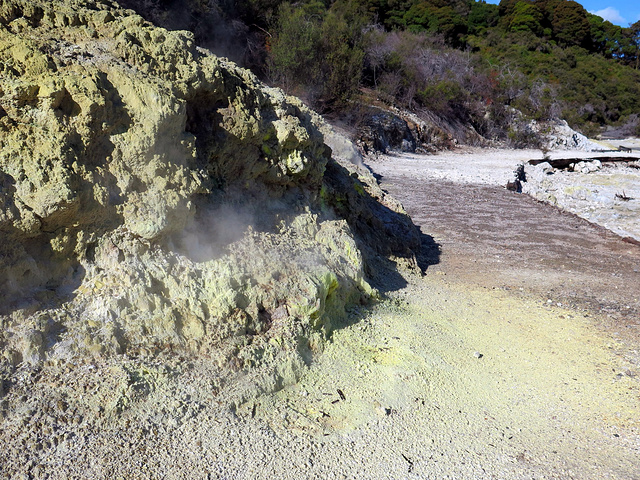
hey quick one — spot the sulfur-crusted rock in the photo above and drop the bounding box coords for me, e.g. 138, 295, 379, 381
0, 0, 419, 400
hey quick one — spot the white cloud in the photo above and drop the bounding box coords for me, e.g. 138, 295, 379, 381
590, 7, 626, 25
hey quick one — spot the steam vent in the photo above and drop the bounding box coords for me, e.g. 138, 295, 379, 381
0, 0, 419, 405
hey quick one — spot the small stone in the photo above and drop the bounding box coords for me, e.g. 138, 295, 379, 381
474, 351, 483, 359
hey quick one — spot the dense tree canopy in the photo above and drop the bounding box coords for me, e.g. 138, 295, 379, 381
119, 0, 640, 139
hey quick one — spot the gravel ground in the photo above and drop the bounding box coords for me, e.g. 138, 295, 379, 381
367, 145, 640, 241
3, 146, 640, 479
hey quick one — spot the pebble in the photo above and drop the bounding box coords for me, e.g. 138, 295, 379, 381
474, 351, 483, 359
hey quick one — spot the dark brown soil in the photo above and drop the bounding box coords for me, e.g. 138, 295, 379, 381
378, 175, 640, 342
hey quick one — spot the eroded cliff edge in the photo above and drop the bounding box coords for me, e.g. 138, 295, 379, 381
0, 0, 420, 403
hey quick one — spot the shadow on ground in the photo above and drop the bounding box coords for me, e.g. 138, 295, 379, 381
323, 160, 440, 294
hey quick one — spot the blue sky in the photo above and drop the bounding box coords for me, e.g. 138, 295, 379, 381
484, 0, 640, 27
577, 0, 640, 26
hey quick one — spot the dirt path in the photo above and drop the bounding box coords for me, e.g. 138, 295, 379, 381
372, 154, 640, 340
248, 152, 640, 478
388, 176, 640, 318
256, 278, 640, 478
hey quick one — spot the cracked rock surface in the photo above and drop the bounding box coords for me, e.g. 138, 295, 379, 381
0, 0, 420, 456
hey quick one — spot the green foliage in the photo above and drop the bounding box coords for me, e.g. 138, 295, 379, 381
588, 15, 622, 58
467, 1, 499, 36
319, 1, 367, 105
417, 80, 464, 113
402, 2, 467, 45
269, 4, 321, 89
129, 0, 640, 139
631, 21, 640, 69
479, 33, 640, 129
508, 2, 543, 35
269, 0, 367, 109
550, 0, 590, 47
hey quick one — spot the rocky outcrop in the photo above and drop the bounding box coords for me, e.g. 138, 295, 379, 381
539, 120, 603, 151
524, 159, 640, 242
357, 106, 457, 154
0, 0, 419, 397
359, 111, 417, 153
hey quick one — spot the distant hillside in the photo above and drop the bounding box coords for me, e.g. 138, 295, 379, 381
120, 0, 640, 143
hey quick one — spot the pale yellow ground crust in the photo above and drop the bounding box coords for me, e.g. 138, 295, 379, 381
255, 274, 640, 478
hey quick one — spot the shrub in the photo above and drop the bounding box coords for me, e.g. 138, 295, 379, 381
268, 1, 367, 109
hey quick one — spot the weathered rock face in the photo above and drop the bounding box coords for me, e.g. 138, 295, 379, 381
0, 0, 419, 395
537, 120, 602, 151
360, 111, 417, 153
356, 106, 458, 155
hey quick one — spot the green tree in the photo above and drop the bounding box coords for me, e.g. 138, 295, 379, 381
467, 1, 499, 36
318, 0, 367, 106
269, 3, 322, 90
550, 0, 590, 47
432, 5, 467, 45
402, 1, 466, 45
403, 1, 432, 31
269, 0, 367, 108
625, 20, 640, 69
588, 14, 623, 58
498, 0, 520, 29
508, 1, 543, 35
